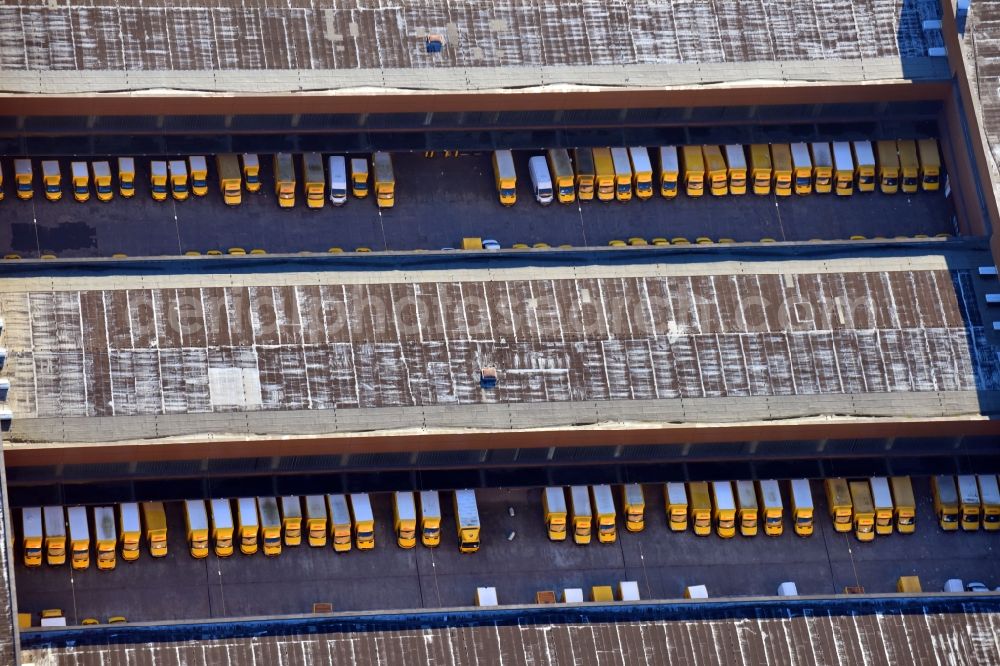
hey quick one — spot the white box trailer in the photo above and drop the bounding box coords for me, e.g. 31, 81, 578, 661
43, 506, 65, 541
591, 485, 616, 517
735, 480, 757, 512
619, 581, 640, 601
395, 491, 416, 522
957, 475, 981, 506
328, 494, 352, 526
711, 481, 736, 512
280, 496, 302, 521
777, 582, 799, 597
832, 142, 854, 173
93, 506, 116, 543
419, 490, 441, 521
723, 144, 747, 170
758, 479, 782, 510
544, 487, 567, 515
23, 507, 42, 542
870, 477, 893, 511
454, 489, 480, 529
978, 474, 1000, 507
666, 482, 687, 507
210, 498, 234, 531
570, 486, 592, 520
790, 479, 813, 510
349, 493, 374, 524
237, 498, 258, 529
186, 499, 209, 532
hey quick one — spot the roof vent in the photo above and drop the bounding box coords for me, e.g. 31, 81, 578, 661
479, 366, 497, 389
426, 34, 445, 53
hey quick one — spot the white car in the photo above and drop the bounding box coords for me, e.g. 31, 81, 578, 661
966, 582, 989, 593
482, 239, 501, 250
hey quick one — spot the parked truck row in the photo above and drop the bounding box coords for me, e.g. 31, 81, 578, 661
18, 490, 481, 569
493, 139, 942, 206
5, 152, 396, 209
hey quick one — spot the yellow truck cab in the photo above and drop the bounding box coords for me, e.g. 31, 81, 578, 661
241, 154, 261, 193
869, 477, 894, 536
93, 506, 117, 570
688, 481, 712, 536
770, 143, 793, 196
118, 503, 140, 561
680, 146, 705, 197
790, 142, 812, 195
756, 479, 783, 536
188, 156, 208, 196
629, 147, 653, 199
610, 147, 633, 202
274, 153, 296, 208
236, 497, 259, 555
280, 496, 303, 547
216, 154, 242, 206
710, 481, 736, 539
931, 476, 959, 530
168, 160, 189, 201
734, 480, 758, 537
979, 475, 1000, 531
590, 484, 617, 543
117, 157, 135, 198
349, 493, 375, 550
702, 145, 727, 196
848, 481, 875, 542
851, 140, 876, 192
665, 482, 688, 531
917, 138, 941, 191
14, 158, 33, 200
303, 495, 327, 547
569, 485, 593, 544
548, 148, 576, 204
748, 144, 772, 195
809, 142, 833, 194
957, 475, 981, 531
70, 161, 90, 202
825, 478, 852, 532
875, 140, 900, 194
454, 489, 480, 553
209, 498, 234, 557
149, 160, 168, 201
373, 152, 395, 208
593, 148, 615, 201
832, 142, 854, 195
393, 491, 417, 549
493, 150, 517, 206
350, 157, 369, 198
897, 139, 920, 193
327, 494, 353, 552
257, 497, 282, 556
621, 483, 645, 532
302, 152, 325, 209
41, 160, 62, 201
91, 161, 113, 202
658, 146, 679, 198
789, 479, 814, 536
543, 487, 568, 541
889, 476, 916, 534
141, 501, 168, 557
43, 506, 67, 566
573, 148, 596, 200
184, 500, 209, 559
21, 507, 43, 567
419, 490, 442, 547
67, 506, 90, 570
723, 144, 747, 195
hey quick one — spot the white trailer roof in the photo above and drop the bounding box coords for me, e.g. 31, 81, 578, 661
22, 507, 42, 537
119, 503, 141, 533
832, 141, 853, 170
241, 154, 259, 168
210, 499, 234, 529
237, 498, 259, 527
394, 492, 417, 521
869, 477, 893, 509
591, 485, 616, 516
373, 152, 393, 181
41, 160, 59, 177
91, 161, 111, 178
570, 486, 592, 517
611, 147, 632, 176
454, 489, 480, 528
257, 497, 281, 527
852, 140, 876, 166
666, 482, 687, 505
42, 506, 65, 537
790, 142, 812, 167
723, 145, 747, 169
790, 479, 813, 509
350, 157, 368, 174
168, 160, 187, 175
118, 157, 134, 171
304, 495, 326, 520
628, 147, 652, 173
94, 506, 116, 541
349, 493, 374, 523
494, 150, 516, 179
978, 475, 1000, 505
735, 481, 757, 509
70, 162, 88, 179
810, 142, 833, 168
185, 500, 208, 530
622, 483, 644, 506
658, 146, 679, 171
957, 475, 981, 504
189, 155, 207, 172
67, 506, 89, 540
543, 487, 567, 514
150, 161, 167, 177
280, 496, 302, 519
328, 494, 352, 524
14, 158, 31, 174
419, 491, 441, 518
758, 480, 782, 509
711, 482, 735, 511
935, 476, 958, 503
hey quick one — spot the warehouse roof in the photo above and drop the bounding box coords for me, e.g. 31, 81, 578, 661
961, 3, 1000, 227
19, 596, 1000, 664
2, 248, 998, 447
0, 0, 948, 94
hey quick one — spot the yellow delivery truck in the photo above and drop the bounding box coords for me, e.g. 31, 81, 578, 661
216, 154, 242, 206
454, 489, 481, 553
593, 148, 615, 201
93, 506, 117, 570
14, 158, 33, 200
349, 493, 375, 550
141, 502, 168, 557
665, 482, 687, 531
69, 161, 89, 202
117, 157, 135, 198
274, 153, 295, 208
770, 144, 793, 196
304, 495, 327, 547
543, 487, 568, 541
327, 494, 353, 552
978, 474, 1000, 531
611, 146, 633, 201
91, 161, 113, 202
734, 480, 758, 537
242, 154, 261, 192
875, 140, 900, 194
702, 145, 727, 196
957, 475, 981, 532
723, 144, 747, 195
849, 481, 875, 542
810, 143, 833, 194
658, 146, 679, 199
591, 484, 617, 543
711, 481, 736, 539
209, 498, 234, 557
393, 491, 417, 549
184, 500, 209, 559
852, 141, 876, 193
280, 496, 303, 547
622, 483, 645, 532
756, 479, 783, 536
680, 146, 705, 197
236, 497, 259, 555
258, 497, 282, 556
43, 506, 66, 566
688, 482, 711, 536
917, 138, 941, 191
869, 477, 894, 536
573, 148, 596, 200
548, 148, 576, 204
419, 490, 442, 547
889, 476, 916, 534
373, 152, 395, 208
748, 144, 771, 196
150, 161, 170, 201
302, 152, 325, 209
493, 150, 517, 206
825, 478, 852, 532
41, 160, 62, 201
22, 507, 43, 567
897, 139, 920, 194
629, 147, 653, 199
569, 485, 593, 544
68, 506, 90, 570
188, 156, 208, 196
789, 479, 814, 537
931, 475, 959, 531
790, 142, 812, 195
118, 503, 140, 561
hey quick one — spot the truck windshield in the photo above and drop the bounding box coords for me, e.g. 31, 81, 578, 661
742, 516, 756, 527
334, 533, 351, 544
687, 179, 702, 190
193, 178, 206, 187
575, 524, 591, 536
662, 180, 677, 191
399, 528, 415, 539
796, 177, 810, 187
857, 522, 873, 533
897, 514, 914, 525
174, 183, 187, 192
245, 173, 259, 183
670, 512, 685, 524
333, 188, 346, 198
636, 181, 652, 192
616, 183, 629, 194
120, 180, 134, 189
883, 177, 897, 187
985, 514, 999, 523
859, 174, 874, 184
941, 512, 957, 522
357, 530, 373, 540
796, 515, 812, 524
539, 188, 552, 198
378, 190, 393, 199
264, 535, 280, 544
97, 184, 111, 193
548, 522, 565, 532
75, 185, 88, 194
766, 515, 781, 524
599, 523, 614, 533
217, 538, 232, 549
500, 188, 515, 198
694, 516, 710, 528
903, 176, 918, 186
718, 518, 734, 529
423, 526, 440, 536
26, 547, 41, 555
924, 174, 939, 184
46, 184, 60, 193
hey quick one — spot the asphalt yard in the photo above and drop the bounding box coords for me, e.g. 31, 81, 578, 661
0, 151, 955, 259
13, 478, 999, 626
